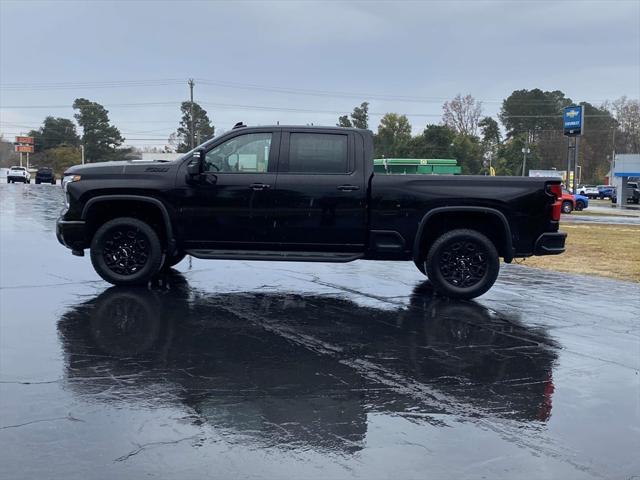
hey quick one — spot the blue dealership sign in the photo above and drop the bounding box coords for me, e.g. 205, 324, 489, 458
563, 105, 584, 136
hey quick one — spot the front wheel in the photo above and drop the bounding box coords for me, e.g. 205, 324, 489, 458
561, 201, 573, 214
90, 217, 163, 286
425, 229, 500, 299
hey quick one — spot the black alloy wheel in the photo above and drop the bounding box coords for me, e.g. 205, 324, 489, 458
90, 217, 163, 286
102, 228, 150, 275
438, 240, 489, 288
425, 229, 500, 299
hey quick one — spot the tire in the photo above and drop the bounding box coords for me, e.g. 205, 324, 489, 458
561, 201, 573, 214
425, 229, 500, 300
90, 217, 163, 286
575, 201, 584, 211
51, 179, 56, 185
160, 251, 187, 271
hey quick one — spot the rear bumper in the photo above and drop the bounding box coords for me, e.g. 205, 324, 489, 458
534, 231, 567, 256
56, 217, 87, 252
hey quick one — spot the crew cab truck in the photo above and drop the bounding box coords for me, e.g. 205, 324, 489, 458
7, 166, 31, 183
57, 125, 566, 299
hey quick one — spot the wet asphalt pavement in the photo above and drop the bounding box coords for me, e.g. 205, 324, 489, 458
562, 214, 640, 225
1, 184, 639, 480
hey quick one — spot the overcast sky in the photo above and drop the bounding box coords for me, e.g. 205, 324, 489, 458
1, 0, 639, 148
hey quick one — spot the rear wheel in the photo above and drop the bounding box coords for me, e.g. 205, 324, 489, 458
561, 201, 573, 214
575, 200, 585, 211
90, 217, 163, 286
425, 229, 500, 300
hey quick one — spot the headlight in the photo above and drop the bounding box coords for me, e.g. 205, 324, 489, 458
62, 174, 81, 192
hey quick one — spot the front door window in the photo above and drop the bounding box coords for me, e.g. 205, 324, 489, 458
204, 133, 272, 173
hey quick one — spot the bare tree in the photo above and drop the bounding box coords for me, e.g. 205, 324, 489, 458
442, 94, 483, 137
609, 96, 640, 153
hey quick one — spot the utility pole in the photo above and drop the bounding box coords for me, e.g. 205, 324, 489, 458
566, 137, 574, 189
610, 126, 616, 184
188, 79, 195, 149
573, 136, 580, 194
81, 145, 85, 165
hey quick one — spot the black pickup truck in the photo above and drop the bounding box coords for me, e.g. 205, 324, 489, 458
57, 125, 566, 299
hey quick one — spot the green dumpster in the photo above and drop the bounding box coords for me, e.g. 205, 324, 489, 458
373, 158, 461, 175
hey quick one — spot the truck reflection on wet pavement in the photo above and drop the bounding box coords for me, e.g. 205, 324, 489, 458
1, 184, 639, 479
58, 275, 557, 454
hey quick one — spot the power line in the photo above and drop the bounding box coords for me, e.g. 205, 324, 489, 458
0, 99, 615, 119
0, 79, 185, 91
1, 76, 633, 106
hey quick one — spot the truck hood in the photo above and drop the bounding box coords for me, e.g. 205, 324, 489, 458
64, 159, 177, 177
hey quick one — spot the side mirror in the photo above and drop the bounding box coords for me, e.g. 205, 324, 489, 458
187, 150, 204, 176
187, 161, 201, 176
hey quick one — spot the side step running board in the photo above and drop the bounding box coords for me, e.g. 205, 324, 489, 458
185, 249, 364, 263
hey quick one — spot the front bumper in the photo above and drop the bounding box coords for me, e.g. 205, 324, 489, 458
534, 231, 567, 256
56, 216, 87, 252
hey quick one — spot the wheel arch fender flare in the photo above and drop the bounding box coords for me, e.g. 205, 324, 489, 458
81, 195, 176, 253
413, 206, 514, 263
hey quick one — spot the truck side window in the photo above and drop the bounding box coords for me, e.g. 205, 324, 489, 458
204, 133, 272, 173
288, 133, 348, 174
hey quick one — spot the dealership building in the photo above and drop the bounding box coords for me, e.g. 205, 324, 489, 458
612, 153, 640, 207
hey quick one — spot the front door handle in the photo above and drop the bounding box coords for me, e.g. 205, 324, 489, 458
249, 183, 271, 191
337, 184, 360, 192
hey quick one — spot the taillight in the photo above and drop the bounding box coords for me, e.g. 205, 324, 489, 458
546, 183, 562, 221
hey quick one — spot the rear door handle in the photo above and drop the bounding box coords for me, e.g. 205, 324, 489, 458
337, 185, 360, 192
249, 183, 271, 191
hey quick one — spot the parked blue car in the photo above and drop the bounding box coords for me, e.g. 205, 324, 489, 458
597, 185, 614, 199
574, 193, 589, 211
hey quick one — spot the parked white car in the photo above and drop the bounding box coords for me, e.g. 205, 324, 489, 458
577, 184, 599, 198
6, 166, 31, 183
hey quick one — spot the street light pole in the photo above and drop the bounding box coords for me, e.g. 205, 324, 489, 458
521, 146, 530, 176
188, 79, 195, 149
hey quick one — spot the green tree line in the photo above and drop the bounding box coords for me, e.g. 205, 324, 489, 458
1, 90, 638, 182
338, 91, 639, 181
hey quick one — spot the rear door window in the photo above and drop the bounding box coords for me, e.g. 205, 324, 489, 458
287, 133, 348, 174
